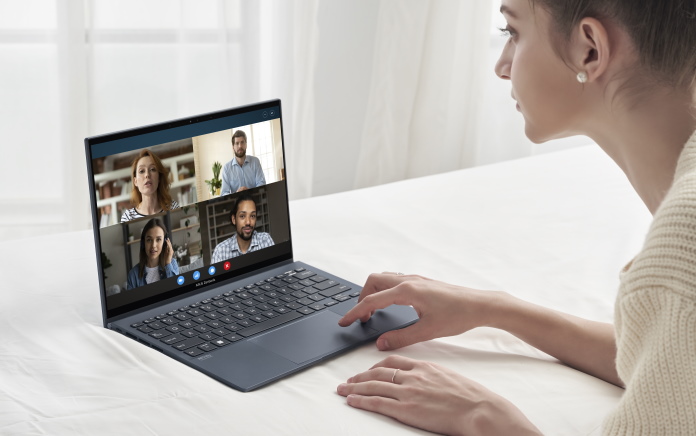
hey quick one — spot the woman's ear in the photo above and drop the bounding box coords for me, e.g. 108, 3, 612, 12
570, 17, 611, 82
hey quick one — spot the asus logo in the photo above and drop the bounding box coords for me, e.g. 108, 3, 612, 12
198, 354, 213, 361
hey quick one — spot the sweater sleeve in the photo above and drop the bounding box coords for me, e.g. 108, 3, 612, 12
603, 138, 696, 435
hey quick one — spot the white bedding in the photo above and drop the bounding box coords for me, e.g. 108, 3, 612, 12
0, 145, 653, 435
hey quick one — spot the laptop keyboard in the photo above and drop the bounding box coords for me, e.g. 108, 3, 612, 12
128, 268, 360, 357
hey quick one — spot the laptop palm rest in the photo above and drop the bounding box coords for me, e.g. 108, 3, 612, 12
251, 310, 378, 364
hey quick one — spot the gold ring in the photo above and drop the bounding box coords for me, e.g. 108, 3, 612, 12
391, 368, 400, 384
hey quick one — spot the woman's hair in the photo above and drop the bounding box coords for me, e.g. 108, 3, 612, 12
129, 149, 174, 212
531, 0, 696, 89
138, 218, 169, 278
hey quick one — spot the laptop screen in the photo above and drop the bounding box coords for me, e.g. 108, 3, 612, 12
85, 100, 292, 320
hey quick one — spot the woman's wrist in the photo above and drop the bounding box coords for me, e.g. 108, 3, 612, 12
477, 290, 517, 330
463, 395, 541, 436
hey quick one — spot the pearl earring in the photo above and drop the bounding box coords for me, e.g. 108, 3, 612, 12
576, 71, 588, 83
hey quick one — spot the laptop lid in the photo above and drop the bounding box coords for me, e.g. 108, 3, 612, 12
85, 100, 292, 323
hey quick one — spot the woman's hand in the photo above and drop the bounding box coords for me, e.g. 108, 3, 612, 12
338, 273, 503, 351
163, 238, 174, 265
337, 355, 541, 436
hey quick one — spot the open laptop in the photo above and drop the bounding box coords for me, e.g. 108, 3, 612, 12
85, 99, 418, 392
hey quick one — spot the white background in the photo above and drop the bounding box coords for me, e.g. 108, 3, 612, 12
0, 0, 593, 242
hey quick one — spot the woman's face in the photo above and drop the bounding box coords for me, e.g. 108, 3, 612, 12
144, 226, 165, 263
495, 0, 586, 143
134, 156, 160, 196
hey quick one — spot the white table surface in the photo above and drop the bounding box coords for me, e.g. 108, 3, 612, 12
0, 145, 652, 435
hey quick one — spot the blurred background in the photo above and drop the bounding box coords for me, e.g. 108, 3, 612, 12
0, 0, 592, 242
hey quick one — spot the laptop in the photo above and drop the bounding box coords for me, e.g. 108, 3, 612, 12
85, 99, 418, 392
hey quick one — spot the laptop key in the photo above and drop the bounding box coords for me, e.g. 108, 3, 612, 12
207, 321, 224, 329
149, 330, 171, 339
184, 347, 206, 357
180, 329, 197, 338
294, 270, 316, 280
194, 325, 211, 333
237, 311, 304, 338
285, 301, 302, 310
166, 325, 184, 333
174, 337, 205, 351
319, 285, 350, 298
138, 326, 154, 334
162, 334, 186, 345
313, 280, 338, 291
198, 332, 218, 341
297, 297, 314, 306
211, 338, 230, 347
198, 343, 215, 352
249, 315, 266, 323
297, 307, 315, 315
223, 333, 242, 342
309, 303, 325, 311
310, 275, 327, 283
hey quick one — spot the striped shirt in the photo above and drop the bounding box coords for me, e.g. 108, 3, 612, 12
120, 200, 180, 223
211, 231, 275, 263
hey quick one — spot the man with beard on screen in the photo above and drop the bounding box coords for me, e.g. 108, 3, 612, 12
220, 129, 266, 195
211, 193, 274, 263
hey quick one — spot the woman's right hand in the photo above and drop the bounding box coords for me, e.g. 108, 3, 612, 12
338, 273, 504, 351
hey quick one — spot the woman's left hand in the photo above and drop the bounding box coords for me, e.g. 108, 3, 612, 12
163, 238, 174, 265
337, 355, 541, 436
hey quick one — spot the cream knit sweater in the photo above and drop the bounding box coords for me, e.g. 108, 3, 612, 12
604, 130, 696, 435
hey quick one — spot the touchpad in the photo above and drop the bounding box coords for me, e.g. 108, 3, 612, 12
250, 310, 378, 364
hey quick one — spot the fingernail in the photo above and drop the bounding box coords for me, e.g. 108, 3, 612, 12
346, 377, 353, 383
377, 338, 389, 350
337, 383, 346, 394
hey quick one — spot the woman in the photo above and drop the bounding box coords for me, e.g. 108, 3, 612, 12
337, 0, 696, 434
121, 149, 179, 222
126, 218, 179, 290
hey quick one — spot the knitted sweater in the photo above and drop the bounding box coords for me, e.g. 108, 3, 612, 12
604, 130, 696, 435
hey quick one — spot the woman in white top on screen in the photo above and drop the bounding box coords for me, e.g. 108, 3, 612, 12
121, 149, 179, 222
337, 0, 696, 434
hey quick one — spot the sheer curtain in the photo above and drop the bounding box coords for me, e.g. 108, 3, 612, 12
0, 0, 319, 241
353, 0, 491, 188
0, 0, 591, 242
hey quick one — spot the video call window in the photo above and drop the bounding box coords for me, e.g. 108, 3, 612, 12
92, 115, 288, 307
